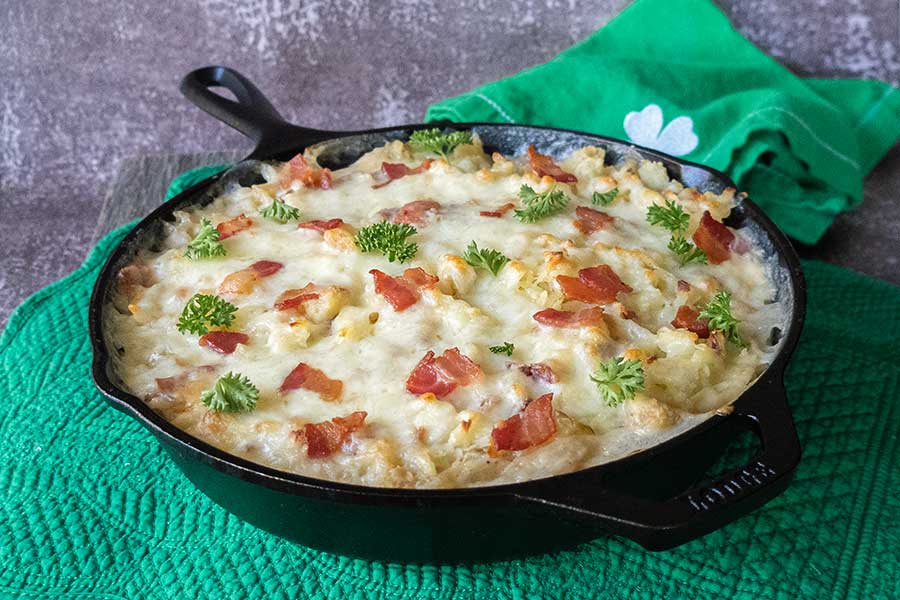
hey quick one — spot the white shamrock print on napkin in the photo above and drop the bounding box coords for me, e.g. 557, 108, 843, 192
623, 104, 698, 156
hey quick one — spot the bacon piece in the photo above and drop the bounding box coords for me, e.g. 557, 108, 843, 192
677, 279, 691, 293
369, 267, 438, 311
557, 264, 631, 305
249, 260, 283, 277
216, 214, 253, 240
520, 363, 558, 384
218, 260, 284, 295
198, 331, 249, 354
372, 160, 433, 188
491, 394, 557, 452
573, 206, 613, 235
298, 218, 345, 232
533, 307, 605, 328
479, 203, 516, 218
280, 153, 332, 190
279, 362, 343, 401
671, 305, 710, 338
275, 283, 320, 312
297, 411, 367, 458
692, 211, 735, 264
527, 145, 577, 183
379, 199, 442, 226
406, 347, 483, 398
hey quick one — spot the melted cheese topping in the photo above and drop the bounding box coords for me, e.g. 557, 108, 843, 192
106, 137, 781, 488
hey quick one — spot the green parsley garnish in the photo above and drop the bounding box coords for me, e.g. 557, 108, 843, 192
177, 293, 238, 336
647, 199, 690, 233
184, 218, 226, 260
646, 200, 707, 266
408, 128, 473, 159
260, 197, 300, 223
699, 291, 747, 348
354, 221, 418, 263
592, 187, 619, 206
668, 235, 708, 266
489, 342, 515, 356
514, 185, 569, 224
200, 372, 259, 413
590, 357, 645, 407
463, 241, 509, 276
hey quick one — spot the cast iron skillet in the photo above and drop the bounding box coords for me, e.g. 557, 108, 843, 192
88, 66, 806, 562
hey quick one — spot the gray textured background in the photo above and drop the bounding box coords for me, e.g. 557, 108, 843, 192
1, 0, 899, 326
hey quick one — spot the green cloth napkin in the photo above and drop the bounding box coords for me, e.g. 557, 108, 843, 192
427, 0, 900, 245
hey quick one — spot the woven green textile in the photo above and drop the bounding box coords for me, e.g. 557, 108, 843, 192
1, 223, 898, 599
426, 0, 900, 245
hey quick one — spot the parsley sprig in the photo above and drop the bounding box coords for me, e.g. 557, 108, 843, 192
647, 199, 690, 232
668, 235, 708, 266
177, 293, 238, 335
699, 291, 747, 348
409, 128, 473, 159
354, 221, 418, 263
646, 200, 708, 266
489, 342, 515, 356
200, 372, 259, 413
591, 357, 645, 407
514, 185, 569, 223
463, 241, 509, 276
184, 218, 226, 260
260, 197, 300, 223
592, 187, 619, 206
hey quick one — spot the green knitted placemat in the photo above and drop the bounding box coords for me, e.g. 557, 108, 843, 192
0, 214, 898, 599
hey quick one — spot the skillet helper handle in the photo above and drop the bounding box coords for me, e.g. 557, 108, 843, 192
517, 371, 801, 550
180, 66, 334, 154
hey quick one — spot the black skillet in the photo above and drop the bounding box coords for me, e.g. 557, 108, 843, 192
88, 66, 806, 562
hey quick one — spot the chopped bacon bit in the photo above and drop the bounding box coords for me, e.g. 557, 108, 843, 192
671, 305, 710, 338
406, 347, 483, 399
491, 394, 557, 452
372, 159, 433, 188
533, 307, 606, 328
297, 411, 367, 458
527, 145, 577, 183
573, 206, 613, 235
480, 203, 516, 218
380, 199, 442, 226
298, 218, 345, 232
198, 331, 249, 354
218, 260, 283, 295
280, 153, 332, 190
369, 268, 438, 311
155, 375, 181, 395
400, 267, 439, 288
520, 363, 559, 384
275, 283, 320, 312
249, 260, 283, 277
216, 214, 253, 240
677, 279, 691, 293
557, 264, 631, 305
692, 211, 735, 264
279, 362, 343, 401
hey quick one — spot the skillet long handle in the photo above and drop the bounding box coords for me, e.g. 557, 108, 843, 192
180, 66, 336, 156
515, 370, 801, 550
